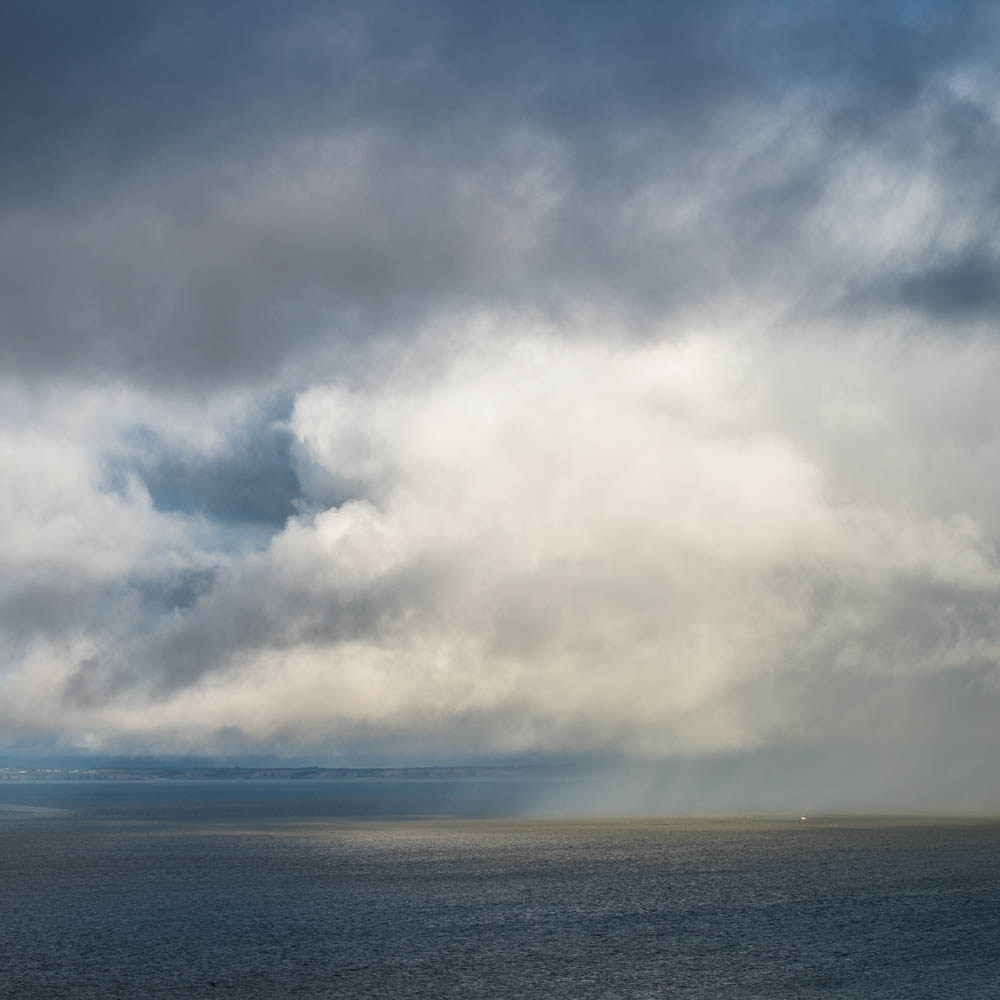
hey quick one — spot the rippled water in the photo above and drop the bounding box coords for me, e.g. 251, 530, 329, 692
1, 781, 998, 998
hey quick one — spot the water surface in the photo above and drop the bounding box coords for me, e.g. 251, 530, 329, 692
1, 781, 997, 998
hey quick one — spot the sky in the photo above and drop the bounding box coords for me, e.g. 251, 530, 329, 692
2, 1, 1000, 808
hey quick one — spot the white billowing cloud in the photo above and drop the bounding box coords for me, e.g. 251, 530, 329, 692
0, 381, 285, 742
0, 387, 192, 681
0, 380, 274, 577
12, 320, 996, 761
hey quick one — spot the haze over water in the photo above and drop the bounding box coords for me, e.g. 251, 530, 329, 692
2, 780, 998, 999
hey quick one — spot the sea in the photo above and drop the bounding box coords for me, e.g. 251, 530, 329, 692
1, 779, 998, 999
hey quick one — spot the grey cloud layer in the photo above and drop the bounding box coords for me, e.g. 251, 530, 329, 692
3, 1, 1000, 382
2, 3, 1000, 805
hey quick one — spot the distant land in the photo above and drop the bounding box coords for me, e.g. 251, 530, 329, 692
0, 765, 577, 782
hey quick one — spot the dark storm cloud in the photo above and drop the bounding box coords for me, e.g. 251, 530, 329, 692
3, 0, 998, 384
3, 1, 985, 160
898, 248, 1000, 319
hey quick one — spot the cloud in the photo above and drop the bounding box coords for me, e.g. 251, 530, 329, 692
4, 324, 997, 780
2, 3, 1000, 807
3, 1, 999, 385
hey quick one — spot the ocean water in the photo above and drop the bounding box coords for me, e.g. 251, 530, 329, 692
1, 781, 998, 999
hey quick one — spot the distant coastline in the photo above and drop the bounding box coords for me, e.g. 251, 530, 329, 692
0, 765, 577, 782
